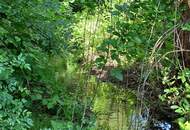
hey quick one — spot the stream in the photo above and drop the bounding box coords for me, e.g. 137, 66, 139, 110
85, 76, 173, 130
85, 76, 148, 130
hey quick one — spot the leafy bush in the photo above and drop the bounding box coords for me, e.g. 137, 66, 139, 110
0, 52, 33, 129
0, 0, 76, 129
96, 1, 177, 67
160, 68, 190, 130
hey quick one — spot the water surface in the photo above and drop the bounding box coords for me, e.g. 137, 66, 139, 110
86, 77, 148, 130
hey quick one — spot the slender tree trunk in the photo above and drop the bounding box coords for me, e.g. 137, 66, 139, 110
177, 7, 190, 67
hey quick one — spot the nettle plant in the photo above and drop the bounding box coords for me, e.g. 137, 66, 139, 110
160, 68, 190, 129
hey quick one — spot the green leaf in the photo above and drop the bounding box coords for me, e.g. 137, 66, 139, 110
182, 23, 190, 31
175, 108, 184, 114
186, 94, 190, 99
0, 27, 8, 35
110, 68, 123, 81
47, 102, 54, 109
163, 89, 170, 93
182, 77, 186, 83
15, 36, 21, 42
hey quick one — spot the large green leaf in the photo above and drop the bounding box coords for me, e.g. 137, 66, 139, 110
110, 68, 123, 81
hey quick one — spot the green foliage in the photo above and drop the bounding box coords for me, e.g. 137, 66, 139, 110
178, 118, 190, 130
0, 0, 79, 129
0, 0, 188, 129
69, 0, 107, 13
96, 1, 176, 67
182, 22, 190, 31
160, 68, 190, 129
0, 51, 33, 129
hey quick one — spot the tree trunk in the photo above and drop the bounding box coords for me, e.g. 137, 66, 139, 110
177, 8, 190, 67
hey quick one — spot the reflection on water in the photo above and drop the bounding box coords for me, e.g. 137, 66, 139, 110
86, 77, 149, 130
